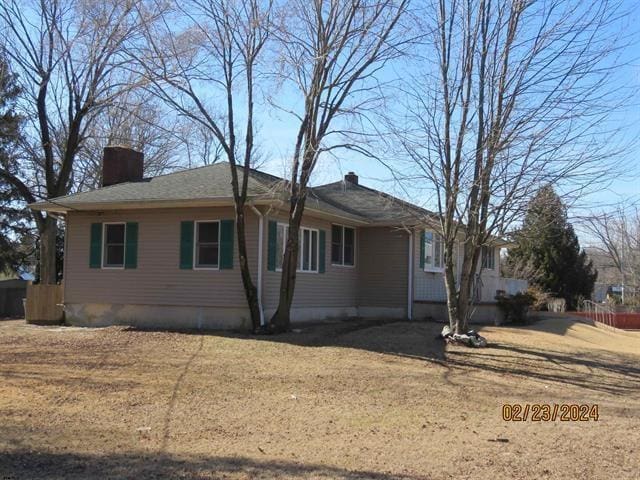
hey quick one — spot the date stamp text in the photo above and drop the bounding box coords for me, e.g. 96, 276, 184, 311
502, 403, 599, 422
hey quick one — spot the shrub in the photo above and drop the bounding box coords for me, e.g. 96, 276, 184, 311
496, 292, 535, 324
527, 285, 552, 311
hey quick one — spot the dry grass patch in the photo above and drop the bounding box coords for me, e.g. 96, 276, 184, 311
0, 317, 638, 480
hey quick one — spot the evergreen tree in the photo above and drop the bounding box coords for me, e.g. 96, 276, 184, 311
505, 186, 597, 309
0, 53, 32, 276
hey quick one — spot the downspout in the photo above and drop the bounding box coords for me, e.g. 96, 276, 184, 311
249, 205, 266, 326
407, 229, 414, 320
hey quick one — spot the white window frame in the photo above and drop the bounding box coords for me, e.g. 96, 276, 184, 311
194, 220, 221, 270
423, 230, 445, 272
481, 246, 495, 270
275, 223, 319, 274
331, 224, 356, 268
102, 222, 126, 269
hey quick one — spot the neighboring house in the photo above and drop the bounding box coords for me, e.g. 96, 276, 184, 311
30, 146, 527, 329
0, 269, 31, 318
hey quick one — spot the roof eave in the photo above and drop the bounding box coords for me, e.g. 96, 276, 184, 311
303, 206, 370, 226
28, 196, 371, 226
28, 196, 276, 213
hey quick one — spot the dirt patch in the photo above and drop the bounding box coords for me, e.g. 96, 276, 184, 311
0, 317, 638, 479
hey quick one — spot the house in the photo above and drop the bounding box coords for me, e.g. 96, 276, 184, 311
29, 146, 527, 329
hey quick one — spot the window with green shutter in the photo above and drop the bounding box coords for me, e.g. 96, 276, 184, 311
219, 219, 234, 269
267, 220, 323, 274
181, 220, 233, 270
124, 222, 138, 269
90, 222, 138, 269
90, 223, 102, 268
180, 221, 194, 269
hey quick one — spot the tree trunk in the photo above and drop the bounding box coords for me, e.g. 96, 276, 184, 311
235, 204, 262, 331
443, 241, 460, 332
269, 206, 304, 332
454, 251, 474, 334
39, 215, 58, 285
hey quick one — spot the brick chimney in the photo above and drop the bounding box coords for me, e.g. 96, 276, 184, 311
102, 146, 144, 187
344, 171, 358, 185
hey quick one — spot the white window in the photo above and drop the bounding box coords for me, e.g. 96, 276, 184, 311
195, 221, 220, 268
331, 224, 355, 266
276, 224, 319, 273
481, 246, 495, 270
423, 231, 444, 271
103, 223, 125, 268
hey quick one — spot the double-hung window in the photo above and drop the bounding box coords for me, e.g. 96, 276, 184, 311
331, 225, 355, 266
276, 223, 319, 273
481, 246, 495, 270
195, 221, 220, 268
103, 223, 126, 268
423, 231, 444, 271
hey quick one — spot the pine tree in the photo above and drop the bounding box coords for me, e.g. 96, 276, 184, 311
0, 53, 31, 276
505, 186, 597, 309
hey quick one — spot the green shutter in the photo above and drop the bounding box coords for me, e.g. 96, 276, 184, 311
267, 220, 277, 271
319, 229, 326, 273
124, 222, 138, 269
90, 223, 102, 268
220, 219, 234, 269
419, 230, 425, 269
180, 221, 194, 269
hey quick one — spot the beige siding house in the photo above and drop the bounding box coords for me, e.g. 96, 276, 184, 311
31, 147, 526, 329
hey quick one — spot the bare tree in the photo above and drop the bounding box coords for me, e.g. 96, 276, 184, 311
74, 91, 192, 191
134, 0, 273, 331
0, 0, 148, 284
584, 204, 640, 303
268, 0, 409, 331
181, 123, 225, 168
396, 0, 629, 333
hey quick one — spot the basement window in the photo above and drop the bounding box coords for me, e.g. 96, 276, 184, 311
103, 223, 126, 268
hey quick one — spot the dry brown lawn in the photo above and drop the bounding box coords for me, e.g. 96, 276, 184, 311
0, 317, 639, 480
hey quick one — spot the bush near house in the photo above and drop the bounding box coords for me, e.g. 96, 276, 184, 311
496, 292, 535, 324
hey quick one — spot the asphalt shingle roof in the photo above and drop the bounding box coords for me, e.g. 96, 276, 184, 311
31, 162, 436, 226
43, 163, 273, 205
312, 181, 436, 225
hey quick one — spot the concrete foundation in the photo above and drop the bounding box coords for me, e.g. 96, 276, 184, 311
64, 303, 409, 330
65, 303, 252, 330
356, 306, 407, 320
413, 302, 503, 325
264, 306, 360, 324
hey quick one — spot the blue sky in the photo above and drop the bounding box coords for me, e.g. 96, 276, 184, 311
252, 0, 640, 244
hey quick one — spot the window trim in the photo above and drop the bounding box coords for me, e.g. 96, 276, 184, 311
481, 246, 495, 270
275, 222, 320, 274
423, 230, 445, 273
102, 222, 126, 269
193, 220, 221, 270
331, 224, 356, 268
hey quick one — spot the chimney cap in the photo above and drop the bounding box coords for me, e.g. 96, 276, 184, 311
344, 171, 358, 185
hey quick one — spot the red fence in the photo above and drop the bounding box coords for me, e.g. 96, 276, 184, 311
573, 304, 640, 330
